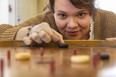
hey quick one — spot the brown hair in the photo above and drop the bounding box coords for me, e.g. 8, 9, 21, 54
48, 0, 95, 17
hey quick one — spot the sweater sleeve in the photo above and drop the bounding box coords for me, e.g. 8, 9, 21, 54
101, 10, 116, 38
0, 14, 44, 40
0, 24, 13, 35
94, 9, 116, 39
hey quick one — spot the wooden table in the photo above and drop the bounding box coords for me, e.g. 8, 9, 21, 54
0, 40, 116, 77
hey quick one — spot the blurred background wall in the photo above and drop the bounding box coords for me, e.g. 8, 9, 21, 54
0, 0, 47, 25
0, 0, 116, 25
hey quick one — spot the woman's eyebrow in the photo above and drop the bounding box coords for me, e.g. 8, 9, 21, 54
76, 9, 89, 13
55, 9, 89, 14
55, 10, 66, 13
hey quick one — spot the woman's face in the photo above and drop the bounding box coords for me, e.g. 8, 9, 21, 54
54, 0, 91, 40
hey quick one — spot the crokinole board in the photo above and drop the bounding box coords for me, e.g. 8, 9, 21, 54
0, 40, 116, 77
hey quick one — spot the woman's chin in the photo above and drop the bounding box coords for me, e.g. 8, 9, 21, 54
66, 36, 82, 40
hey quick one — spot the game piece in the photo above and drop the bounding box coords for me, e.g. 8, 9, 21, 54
15, 52, 31, 60
7, 50, 11, 66
7, 50, 11, 60
49, 58, 55, 73
71, 55, 90, 63
92, 54, 98, 69
73, 50, 77, 55
0, 59, 4, 77
92, 52, 101, 69
58, 43, 69, 48
96, 52, 101, 64
100, 54, 110, 60
40, 47, 44, 57
96, 52, 100, 59
0, 59, 4, 71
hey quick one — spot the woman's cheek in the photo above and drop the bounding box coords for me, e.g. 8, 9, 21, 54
79, 18, 91, 29
55, 19, 66, 29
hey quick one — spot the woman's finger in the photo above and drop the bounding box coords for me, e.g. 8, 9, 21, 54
23, 37, 32, 45
39, 30, 52, 43
30, 32, 43, 44
51, 29, 65, 44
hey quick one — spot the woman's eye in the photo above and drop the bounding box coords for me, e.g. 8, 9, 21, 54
58, 14, 67, 19
78, 13, 86, 18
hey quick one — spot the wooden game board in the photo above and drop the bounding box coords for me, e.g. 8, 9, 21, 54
0, 40, 116, 77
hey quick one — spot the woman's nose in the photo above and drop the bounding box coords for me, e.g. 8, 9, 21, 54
67, 17, 78, 28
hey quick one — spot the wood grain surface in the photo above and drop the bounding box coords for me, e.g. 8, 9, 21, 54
0, 41, 116, 77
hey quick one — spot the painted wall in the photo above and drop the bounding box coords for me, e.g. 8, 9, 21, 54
95, 0, 116, 13
0, 0, 9, 24
37, 0, 46, 14
0, 0, 46, 25
15, 0, 46, 24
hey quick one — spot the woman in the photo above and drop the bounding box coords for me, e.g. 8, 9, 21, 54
0, 0, 116, 45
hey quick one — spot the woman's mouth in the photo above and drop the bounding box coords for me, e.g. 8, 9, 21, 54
67, 31, 80, 36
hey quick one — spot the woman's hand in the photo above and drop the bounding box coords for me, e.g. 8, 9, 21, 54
23, 22, 64, 45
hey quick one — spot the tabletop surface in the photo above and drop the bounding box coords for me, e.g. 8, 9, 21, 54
0, 46, 116, 77
0, 40, 116, 77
